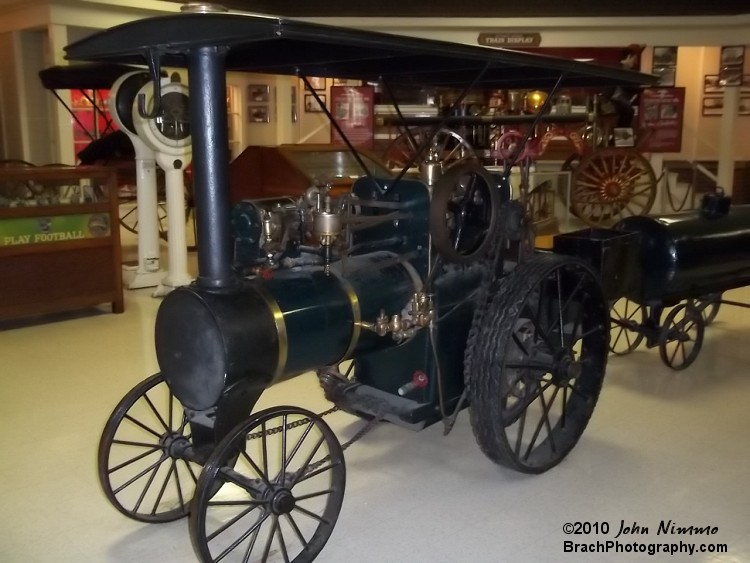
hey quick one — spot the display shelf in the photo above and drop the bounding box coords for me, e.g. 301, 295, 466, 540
0, 165, 124, 321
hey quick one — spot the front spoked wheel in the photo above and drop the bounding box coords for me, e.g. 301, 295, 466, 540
189, 406, 345, 563
465, 255, 609, 473
98, 373, 200, 522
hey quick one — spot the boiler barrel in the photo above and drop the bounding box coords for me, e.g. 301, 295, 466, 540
155, 251, 420, 411
616, 205, 750, 304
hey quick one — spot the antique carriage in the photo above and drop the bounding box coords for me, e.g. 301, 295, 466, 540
65, 6, 660, 562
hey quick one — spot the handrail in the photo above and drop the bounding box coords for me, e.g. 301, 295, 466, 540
663, 159, 719, 212
695, 162, 718, 184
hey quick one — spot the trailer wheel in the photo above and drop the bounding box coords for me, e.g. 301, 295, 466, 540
609, 297, 646, 355
464, 254, 608, 473
658, 303, 704, 370
98, 373, 201, 522
430, 162, 499, 263
190, 406, 345, 563
691, 293, 721, 326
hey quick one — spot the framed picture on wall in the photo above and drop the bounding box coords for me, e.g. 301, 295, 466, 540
653, 46, 678, 67
719, 45, 745, 87
613, 127, 635, 147
304, 77, 326, 91
247, 84, 270, 103
704, 74, 723, 94
720, 66, 743, 87
304, 93, 326, 112
702, 96, 723, 116
248, 105, 270, 123
651, 46, 677, 87
720, 45, 745, 67
653, 66, 676, 87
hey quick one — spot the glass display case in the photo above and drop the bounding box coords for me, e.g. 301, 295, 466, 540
0, 165, 124, 321
229, 144, 393, 202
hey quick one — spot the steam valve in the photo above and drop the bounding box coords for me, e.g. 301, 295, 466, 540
312, 188, 342, 275
419, 146, 443, 188
360, 293, 434, 341
398, 370, 429, 396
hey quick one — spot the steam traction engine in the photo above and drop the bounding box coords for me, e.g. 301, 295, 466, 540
67, 9, 656, 563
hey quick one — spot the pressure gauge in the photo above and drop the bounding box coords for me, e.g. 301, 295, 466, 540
133, 78, 192, 158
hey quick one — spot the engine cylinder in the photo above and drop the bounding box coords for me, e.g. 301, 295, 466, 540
155, 251, 419, 410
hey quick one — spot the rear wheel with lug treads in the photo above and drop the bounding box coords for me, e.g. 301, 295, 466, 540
465, 254, 609, 473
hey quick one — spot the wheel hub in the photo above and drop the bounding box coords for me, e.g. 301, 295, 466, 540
270, 488, 296, 515
553, 349, 582, 385
160, 432, 190, 458
602, 180, 625, 200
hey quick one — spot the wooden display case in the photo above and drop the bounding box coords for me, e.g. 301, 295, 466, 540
0, 165, 124, 321
228, 144, 393, 202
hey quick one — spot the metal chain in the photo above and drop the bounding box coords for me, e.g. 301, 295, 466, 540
303, 409, 384, 476
245, 406, 340, 441
245, 402, 384, 478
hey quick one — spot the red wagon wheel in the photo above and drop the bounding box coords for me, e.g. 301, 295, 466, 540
493, 129, 531, 162
570, 147, 656, 227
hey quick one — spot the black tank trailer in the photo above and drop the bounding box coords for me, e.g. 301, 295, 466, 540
65, 7, 657, 563
556, 190, 750, 370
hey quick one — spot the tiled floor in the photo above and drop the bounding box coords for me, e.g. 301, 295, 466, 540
1, 240, 749, 563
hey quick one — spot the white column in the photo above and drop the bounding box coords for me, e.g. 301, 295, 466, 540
717, 87, 738, 194
46, 24, 76, 165
153, 161, 193, 295
121, 140, 165, 290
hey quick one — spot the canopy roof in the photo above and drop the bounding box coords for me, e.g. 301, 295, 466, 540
65, 12, 658, 89
39, 63, 141, 90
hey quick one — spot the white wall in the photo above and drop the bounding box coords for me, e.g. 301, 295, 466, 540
232, 73, 295, 148
657, 45, 750, 162
0, 30, 51, 163
18, 29, 54, 164
0, 32, 21, 160
228, 73, 335, 149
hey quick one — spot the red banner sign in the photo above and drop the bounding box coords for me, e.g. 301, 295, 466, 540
330, 86, 375, 149
638, 87, 685, 153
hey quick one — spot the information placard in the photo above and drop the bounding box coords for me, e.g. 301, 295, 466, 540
638, 87, 685, 153
330, 85, 375, 149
